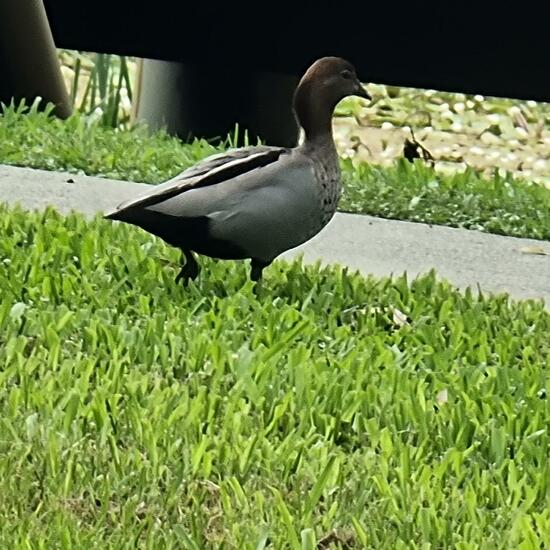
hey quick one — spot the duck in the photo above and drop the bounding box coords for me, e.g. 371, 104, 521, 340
105, 57, 370, 283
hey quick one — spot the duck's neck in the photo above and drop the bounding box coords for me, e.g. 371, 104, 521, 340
293, 82, 337, 150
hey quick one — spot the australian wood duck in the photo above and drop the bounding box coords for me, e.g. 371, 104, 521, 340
105, 57, 370, 283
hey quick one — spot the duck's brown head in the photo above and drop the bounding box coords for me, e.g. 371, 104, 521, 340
293, 57, 370, 142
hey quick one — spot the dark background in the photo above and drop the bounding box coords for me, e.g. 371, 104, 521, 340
43, 1, 549, 101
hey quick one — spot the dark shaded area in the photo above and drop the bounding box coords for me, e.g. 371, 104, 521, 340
108, 208, 249, 260
44, 1, 549, 101
17, 1, 545, 144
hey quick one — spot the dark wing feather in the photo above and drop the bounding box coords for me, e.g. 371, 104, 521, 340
174, 145, 281, 179
105, 145, 287, 219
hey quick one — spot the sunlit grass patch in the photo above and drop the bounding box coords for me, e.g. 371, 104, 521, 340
1, 206, 549, 547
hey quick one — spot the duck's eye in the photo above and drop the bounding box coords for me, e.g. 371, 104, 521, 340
341, 69, 353, 80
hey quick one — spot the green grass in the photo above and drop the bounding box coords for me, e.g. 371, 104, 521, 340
340, 159, 550, 240
1, 205, 549, 547
0, 101, 221, 183
1, 102, 550, 241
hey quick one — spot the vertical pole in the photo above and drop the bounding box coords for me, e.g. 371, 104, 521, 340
134, 59, 299, 147
0, 0, 71, 117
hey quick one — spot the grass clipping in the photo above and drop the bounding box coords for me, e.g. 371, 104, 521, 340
0, 206, 549, 547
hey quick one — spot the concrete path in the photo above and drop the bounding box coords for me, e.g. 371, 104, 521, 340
1, 164, 548, 306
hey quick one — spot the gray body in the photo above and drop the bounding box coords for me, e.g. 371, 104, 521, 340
104, 56, 369, 282
106, 143, 341, 264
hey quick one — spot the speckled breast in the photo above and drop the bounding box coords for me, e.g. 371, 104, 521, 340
312, 159, 342, 234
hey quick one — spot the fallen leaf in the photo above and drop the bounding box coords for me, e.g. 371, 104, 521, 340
436, 389, 449, 405
519, 246, 549, 256
9, 302, 27, 321
392, 308, 410, 327
512, 110, 530, 133
408, 196, 421, 209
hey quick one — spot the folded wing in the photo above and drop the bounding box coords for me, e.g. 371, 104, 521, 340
105, 145, 287, 218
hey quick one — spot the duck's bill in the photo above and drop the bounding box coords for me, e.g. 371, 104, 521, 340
355, 82, 371, 100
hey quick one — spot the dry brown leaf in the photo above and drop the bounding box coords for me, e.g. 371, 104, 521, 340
513, 111, 530, 133
519, 245, 549, 256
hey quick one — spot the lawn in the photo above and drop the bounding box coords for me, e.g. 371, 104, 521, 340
1, 102, 550, 241
1, 205, 549, 547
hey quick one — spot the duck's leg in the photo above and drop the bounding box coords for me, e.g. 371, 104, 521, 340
175, 250, 200, 284
250, 259, 271, 282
